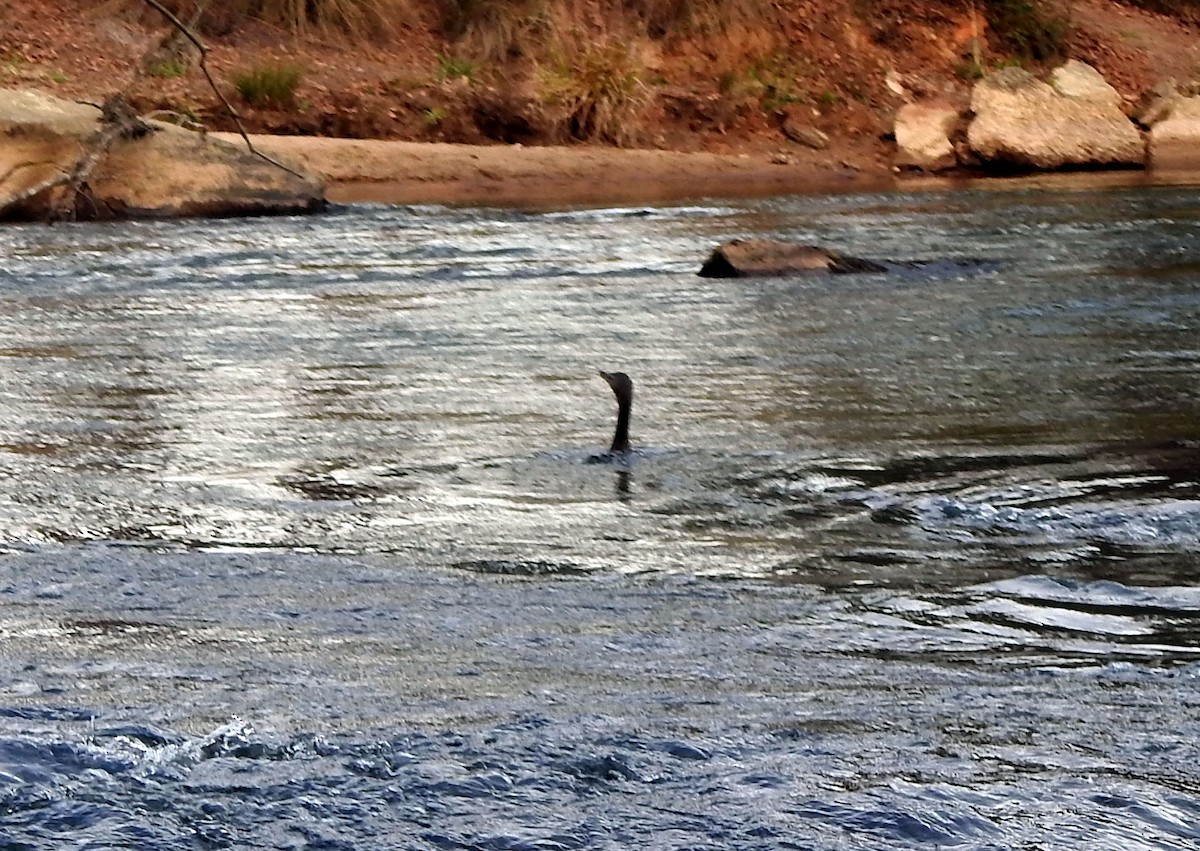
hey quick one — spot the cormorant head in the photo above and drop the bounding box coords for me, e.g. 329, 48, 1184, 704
599, 371, 633, 406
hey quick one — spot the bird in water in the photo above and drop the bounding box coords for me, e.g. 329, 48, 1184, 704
590, 370, 633, 462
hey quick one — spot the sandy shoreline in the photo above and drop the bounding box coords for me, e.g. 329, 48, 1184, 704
217, 133, 1200, 209
217, 133, 896, 207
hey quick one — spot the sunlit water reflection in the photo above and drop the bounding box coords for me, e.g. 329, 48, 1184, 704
0, 185, 1198, 849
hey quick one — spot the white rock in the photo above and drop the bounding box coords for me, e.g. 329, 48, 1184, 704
967, 67, 1144, 170
1049, 59, 1123, 107
894, 102, 960, 172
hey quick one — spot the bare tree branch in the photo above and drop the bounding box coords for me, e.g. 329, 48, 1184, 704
47, 98, 152, 219
0, 160, 63, 193
139, 0, 307, 180
142, 109, 207, 132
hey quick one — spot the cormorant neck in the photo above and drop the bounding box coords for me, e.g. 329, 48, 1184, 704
610, 398, 631, 454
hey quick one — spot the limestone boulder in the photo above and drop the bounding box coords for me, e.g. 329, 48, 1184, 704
0, 89, 98, 218
1049, 59, 1123, 108
0, 88, 325, 220
698, 239, 886, 278
967, 65, 1144, 170
1149, 96, 1200, 170
894, 102, 960, 172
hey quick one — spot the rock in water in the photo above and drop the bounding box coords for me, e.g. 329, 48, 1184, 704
698, 239, 886, 278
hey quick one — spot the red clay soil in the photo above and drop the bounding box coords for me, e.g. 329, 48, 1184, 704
2, 0, 1198, 204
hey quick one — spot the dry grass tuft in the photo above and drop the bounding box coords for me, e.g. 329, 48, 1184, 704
625, 0, 775, 37
540, 40, 649, 145
110, 0, 420, 38
435, 1, 780, 145
440, 0, 554, 62
984, 0, 1071, 62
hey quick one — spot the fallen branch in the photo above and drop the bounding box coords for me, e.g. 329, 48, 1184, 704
0, 164, 70, 213
50, 96, 153, 219
0, 160, 63, 195
0, 95, 150, 220
142, 109, 207, 133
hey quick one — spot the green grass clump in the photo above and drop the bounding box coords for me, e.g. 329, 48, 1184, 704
232, 64, 304, 108
436, 54, 480, 82
741, 52, 806, 110
147, 58, 188, 79
717, 51, 810, 117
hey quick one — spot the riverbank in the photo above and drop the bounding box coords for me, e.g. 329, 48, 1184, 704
219, 133, 894, 206
8, 1, 1199, 209
226, 132, 1200, 208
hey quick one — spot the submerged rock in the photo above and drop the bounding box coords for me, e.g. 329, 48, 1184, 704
0, 87, 325, 221
698, 239, 887, 277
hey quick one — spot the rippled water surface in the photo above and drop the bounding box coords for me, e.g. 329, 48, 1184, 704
1, 185, 1199, 849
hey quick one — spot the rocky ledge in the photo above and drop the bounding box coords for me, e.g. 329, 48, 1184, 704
0, 88, 325, 222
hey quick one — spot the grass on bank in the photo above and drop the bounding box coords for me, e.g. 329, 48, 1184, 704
111, 0, 1198, 49
114, 0, 417, 36
104, 0, 1189, 149
231, 63, 304, 107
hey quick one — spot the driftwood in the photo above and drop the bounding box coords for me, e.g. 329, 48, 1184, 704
72, 97, 152, 219
0, 94, 150, 219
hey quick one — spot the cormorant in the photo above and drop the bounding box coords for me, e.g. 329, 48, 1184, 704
599, 370, 633, 456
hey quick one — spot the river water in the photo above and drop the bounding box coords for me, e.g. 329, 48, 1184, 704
0, 183, 1198, 849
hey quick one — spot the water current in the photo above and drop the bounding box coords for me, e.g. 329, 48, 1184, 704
0, 182, 1198, 848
